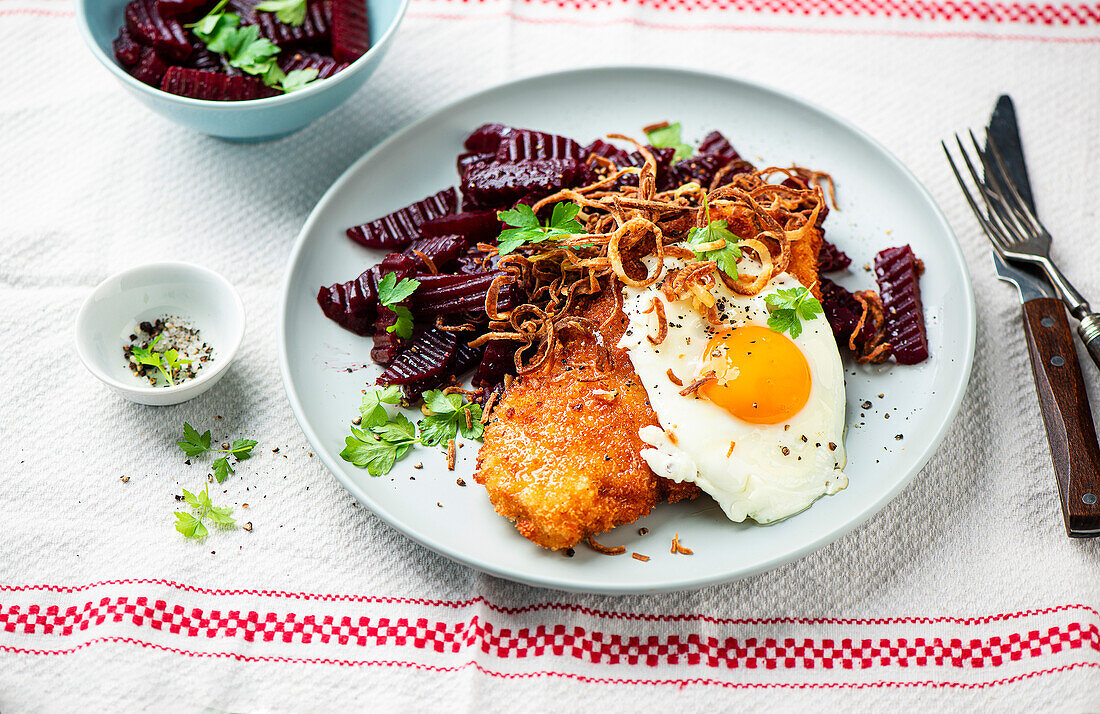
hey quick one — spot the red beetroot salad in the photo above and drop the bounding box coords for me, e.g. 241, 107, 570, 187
113, 0, 370, 101
317, 123, 931, 404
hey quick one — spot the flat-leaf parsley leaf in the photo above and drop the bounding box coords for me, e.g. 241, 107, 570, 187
496, 202, 587, 256
764, 286, 823, 339
376, 273, 420, 340
129, 335, 192, 386
174, 486, 235, 539
684, 198, 742, 280
341, 413, 419, 476
418, 390, 484, 447
255, 0, 308, 25
645, 122, 693, 162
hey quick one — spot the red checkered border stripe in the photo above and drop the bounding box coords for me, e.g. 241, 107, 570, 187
4, 0, 1100, 25
2, 595, 1099, 672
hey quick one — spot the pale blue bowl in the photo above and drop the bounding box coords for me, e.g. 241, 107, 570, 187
76, 0, 407, 141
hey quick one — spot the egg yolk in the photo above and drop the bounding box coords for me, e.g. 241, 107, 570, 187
696, 325, 811, 424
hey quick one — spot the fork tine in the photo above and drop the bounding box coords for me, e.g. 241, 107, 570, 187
967, 129, 1032, 242
952, 134, 1023, 243
942, 140, 1012, 250
983, 130, 1046, 236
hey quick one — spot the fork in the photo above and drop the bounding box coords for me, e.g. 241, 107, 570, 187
944, 130, 1100, 369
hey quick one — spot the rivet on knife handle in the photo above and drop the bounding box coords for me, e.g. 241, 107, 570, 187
1022, 298, 1100, 537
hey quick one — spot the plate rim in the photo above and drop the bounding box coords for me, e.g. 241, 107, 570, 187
278, 65, 977, 595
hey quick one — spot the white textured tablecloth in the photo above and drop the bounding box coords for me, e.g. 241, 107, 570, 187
3, 0, 1100, 709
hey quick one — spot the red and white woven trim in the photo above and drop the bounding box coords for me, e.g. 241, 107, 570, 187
4, 0, 1100, 30
2, 580, 1098, 688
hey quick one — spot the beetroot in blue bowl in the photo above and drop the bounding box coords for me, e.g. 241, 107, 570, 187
77, 0, 407, 141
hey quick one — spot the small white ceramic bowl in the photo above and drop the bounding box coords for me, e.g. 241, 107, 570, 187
76, 262, 245, 406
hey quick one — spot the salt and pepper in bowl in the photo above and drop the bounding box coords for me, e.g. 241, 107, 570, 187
75, 262, 245, 406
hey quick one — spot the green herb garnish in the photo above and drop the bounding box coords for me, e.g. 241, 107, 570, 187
645, 122, 693, 162
340, 388, 484, 475
187, 1, 317, 91
764, 286, 823, 339
177, 422, 258, 483
418, 390, 484, 447
129, 335, 192, 386
376, 273, 420, 340
280, 68, 320, 93
174, 486, 236, 539
684, 197, 742, 280
359, 385, 403, 427
496, 202, 587, 256
254, 0, 308, 25
341, 413, 419, 476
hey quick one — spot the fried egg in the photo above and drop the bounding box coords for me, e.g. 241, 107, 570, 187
618, 257, 848, 524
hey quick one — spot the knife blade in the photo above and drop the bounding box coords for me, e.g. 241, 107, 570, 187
984, 96, 1100, 538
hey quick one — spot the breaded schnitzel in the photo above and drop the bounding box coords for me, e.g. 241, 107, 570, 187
474, 287, 698, 551
474, 203, 824, 551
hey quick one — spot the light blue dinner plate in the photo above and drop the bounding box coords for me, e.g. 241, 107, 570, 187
279, 66, 976, 594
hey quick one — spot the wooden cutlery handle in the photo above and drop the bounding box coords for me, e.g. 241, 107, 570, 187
1023, 298, 1100, 537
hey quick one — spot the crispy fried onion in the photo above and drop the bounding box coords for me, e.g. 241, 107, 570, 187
641, 296, 667, 345
470, 134, 827, 374
851, 290, 892, 364
585, 535, 626, 556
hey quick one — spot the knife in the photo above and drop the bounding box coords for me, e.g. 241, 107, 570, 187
986, 96, 1100, 537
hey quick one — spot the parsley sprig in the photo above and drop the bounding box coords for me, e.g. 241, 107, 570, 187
174, 486, 236, 539
684, 197, 742, 280
129, 334, 192, 386
418, 390, 484, 446
340, 388, 484, 475
188, 1, 319, 92
645, 122, 693, 162
496, 202, 587, 256
177, 422, 258, 483
255, 0, 308, 25
376, 273, 420, 340
765, 286, 824, 339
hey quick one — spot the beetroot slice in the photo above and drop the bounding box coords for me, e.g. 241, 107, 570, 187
820, 277, 879, 353
370, 309, 407, 365
457, 151, 494, 178
125, 0, 191, 61
278, 51, 350, 79
399, 340, 484, 400
874, 245, 929, 365
494, 130, 584, 162
231, 0, 332, 49
419, 210, 501, 244
130, 48, 170, 87
583, 139, 632, 166
614, 146, 676, 191
113, 27, 141, 67
670, 154, 738, 190
412, 272, 513, 315
404, 234, 469, 273
697, 130, 742, 163
818, 239, 852, 272
160, 67, 279, 101
464, 124, 514, 153
377, 329, 458, 387
451, 341, 484, 377
461, 159, 593, 209
317, 268, 377, 335
472, 340, 516, 388
186, 39, 222, 71
346, 188, 458, 250
330, 0, 371, 61
155, 0, 207, 17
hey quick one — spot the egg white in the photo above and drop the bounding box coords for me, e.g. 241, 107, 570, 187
618, 257, 848, 524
